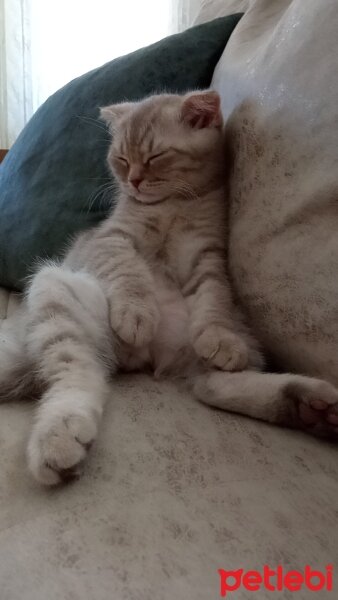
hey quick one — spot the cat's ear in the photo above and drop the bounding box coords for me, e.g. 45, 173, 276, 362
100, 102, 134, 130
181, 91, 222, 129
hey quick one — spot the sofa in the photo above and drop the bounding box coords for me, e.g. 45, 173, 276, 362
1, 1, 337, 599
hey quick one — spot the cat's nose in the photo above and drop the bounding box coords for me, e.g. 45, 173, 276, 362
130, 177, 143, 190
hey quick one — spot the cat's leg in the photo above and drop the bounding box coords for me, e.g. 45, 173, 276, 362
82, 221, 160, 348
177, 234, 263, 372
193, 370, 338, 439
25, 264, 114, 485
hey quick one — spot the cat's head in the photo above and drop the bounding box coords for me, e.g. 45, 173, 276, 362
100, 91, 224, 204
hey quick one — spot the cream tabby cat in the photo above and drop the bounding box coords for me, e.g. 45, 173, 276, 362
1, 91, 337, 485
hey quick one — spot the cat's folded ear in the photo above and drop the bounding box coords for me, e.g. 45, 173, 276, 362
181, 91, 223, 129
100, 102, 134, 131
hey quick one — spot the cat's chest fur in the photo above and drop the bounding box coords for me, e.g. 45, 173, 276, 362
139, 211, 188, 256
120, 198, 196, 284
117, 204, 195, 374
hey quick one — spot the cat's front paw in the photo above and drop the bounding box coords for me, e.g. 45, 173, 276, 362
27, 411, 97, 485
193, 325, 249, 371
110, 296, 159, 347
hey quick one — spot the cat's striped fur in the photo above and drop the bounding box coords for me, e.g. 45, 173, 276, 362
1, 91, 338, 485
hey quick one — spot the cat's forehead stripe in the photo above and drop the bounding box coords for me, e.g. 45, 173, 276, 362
127, 120, 152, 151
116, 97, 179, 157
124, 107, 160, 156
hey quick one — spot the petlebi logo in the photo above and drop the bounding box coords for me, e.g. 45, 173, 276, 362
218, 565, 334, 596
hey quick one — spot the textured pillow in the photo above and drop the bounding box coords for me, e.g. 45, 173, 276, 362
0, 14, 242, 291
212, 0, 338, 386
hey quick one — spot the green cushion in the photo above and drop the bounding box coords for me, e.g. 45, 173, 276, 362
0, 15, 242, 290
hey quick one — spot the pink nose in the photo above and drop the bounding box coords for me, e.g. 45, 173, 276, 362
130, 177, 143, 190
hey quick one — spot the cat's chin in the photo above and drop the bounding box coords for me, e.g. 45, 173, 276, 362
130, 191, 168, 205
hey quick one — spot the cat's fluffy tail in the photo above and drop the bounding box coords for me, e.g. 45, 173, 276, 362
0, 317, 39, 403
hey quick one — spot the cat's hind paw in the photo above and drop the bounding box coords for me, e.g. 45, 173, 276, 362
286, 378, 338, 439
27, 411, 97, 485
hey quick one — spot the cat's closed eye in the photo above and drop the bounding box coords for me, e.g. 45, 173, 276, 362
115, 156, 129, 167
146, 151, 170, 165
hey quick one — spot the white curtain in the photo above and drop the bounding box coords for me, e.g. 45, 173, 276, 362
1, 0, 203, 148
0, 0, 33, 148
171, 0, 204, 32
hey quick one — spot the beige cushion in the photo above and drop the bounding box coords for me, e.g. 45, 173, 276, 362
212, 0, 338, 385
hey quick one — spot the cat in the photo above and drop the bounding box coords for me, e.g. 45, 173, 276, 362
1, 90, 337, 486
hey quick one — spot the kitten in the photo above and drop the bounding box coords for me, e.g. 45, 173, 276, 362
1, 91, 337, 485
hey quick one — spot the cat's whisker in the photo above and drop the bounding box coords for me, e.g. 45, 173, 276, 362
86, 181, 117, 214
75, 115, 112, 142
83, 177, 112, 181
170, 180, 198, 201
76, 114, 108, 131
